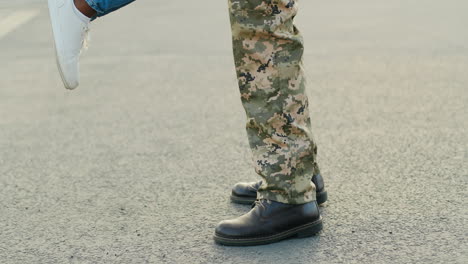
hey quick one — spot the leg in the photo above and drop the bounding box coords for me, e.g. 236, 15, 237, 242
230, 0, 320, 205
74, 0, 97, 18
214, 0, 323, 246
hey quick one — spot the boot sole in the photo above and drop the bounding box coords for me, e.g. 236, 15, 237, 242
214, 217, 323, 246
230, 190, 328, 206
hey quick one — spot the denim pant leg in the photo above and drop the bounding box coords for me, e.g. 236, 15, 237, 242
85, 0, 135, 18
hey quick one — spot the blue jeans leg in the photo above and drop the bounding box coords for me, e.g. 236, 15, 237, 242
84, 0, 135, 18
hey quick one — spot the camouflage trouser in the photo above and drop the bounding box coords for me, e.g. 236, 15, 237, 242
228, 0, 320, 204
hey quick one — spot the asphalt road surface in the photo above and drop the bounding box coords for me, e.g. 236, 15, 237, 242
0, 0, 467, 263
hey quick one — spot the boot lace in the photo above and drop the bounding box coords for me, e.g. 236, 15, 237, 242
251, 199, 271, 209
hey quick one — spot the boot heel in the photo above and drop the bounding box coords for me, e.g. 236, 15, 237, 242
295, 221, 323, 238
316, 191, 328, 205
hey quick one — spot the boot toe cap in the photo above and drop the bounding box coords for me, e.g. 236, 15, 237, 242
215, 220, 238, 238
231, 181, 261, 197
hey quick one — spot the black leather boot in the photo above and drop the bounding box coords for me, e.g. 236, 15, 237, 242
230, 174, 328, 205
214, 199, 323, 246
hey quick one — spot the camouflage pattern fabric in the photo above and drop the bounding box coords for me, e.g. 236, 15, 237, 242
228, 0, 320, 204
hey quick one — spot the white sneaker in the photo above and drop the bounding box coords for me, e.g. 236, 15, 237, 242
48, 0, 91, 90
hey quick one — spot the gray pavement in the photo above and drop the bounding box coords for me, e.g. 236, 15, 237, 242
0, 0, 467, 263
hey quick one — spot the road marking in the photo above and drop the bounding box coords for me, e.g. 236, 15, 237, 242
0, 10, 40, 39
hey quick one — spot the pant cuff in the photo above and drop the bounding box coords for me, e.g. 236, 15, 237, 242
84, 0, 102, 19
257, 190, 316, 205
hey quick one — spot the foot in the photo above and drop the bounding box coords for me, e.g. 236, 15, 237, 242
230, 174, 328, 205
48, 0, 91, 90
214, 200, 323, 246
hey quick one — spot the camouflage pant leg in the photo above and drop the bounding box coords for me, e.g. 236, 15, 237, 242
228, 0, 320, 204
